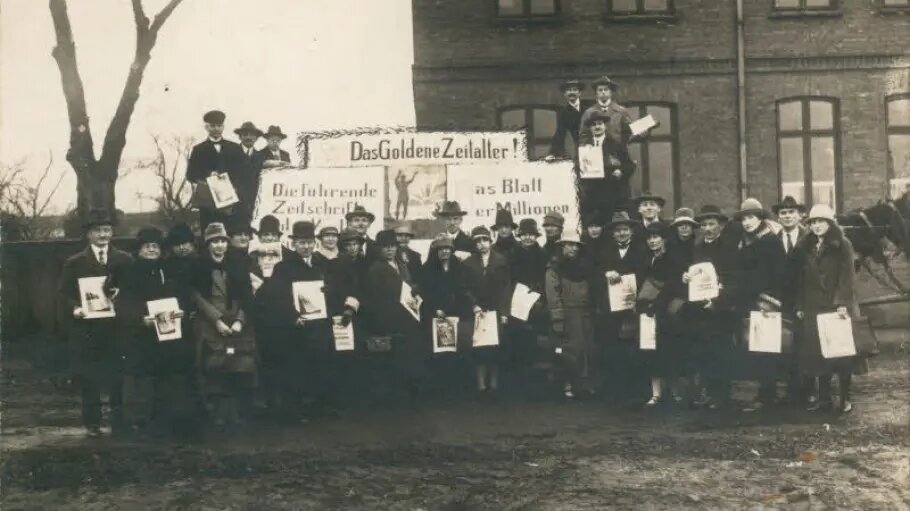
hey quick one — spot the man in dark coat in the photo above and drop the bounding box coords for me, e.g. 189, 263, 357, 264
395, 225, 423, 285
345, 204, 380, 261
491, 208, 519, 263
187, 110, 246, 229
234, 121, 265, 224
546, 79, 593, 160
58, 210, 132, 437
576, 110, 636, 217
631, 191, 669, 243
257, 125, 292, 169
579, 76, 633, 147
434, 200, 475, 257
685, 205, 743, 409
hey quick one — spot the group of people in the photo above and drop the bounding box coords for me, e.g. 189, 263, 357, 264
59, 186, 864, 438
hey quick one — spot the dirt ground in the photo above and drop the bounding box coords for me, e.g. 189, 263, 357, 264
1, 330, 908, 511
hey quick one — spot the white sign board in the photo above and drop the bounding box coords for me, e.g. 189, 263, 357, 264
447, 161, 579, 234
305, 131, 527, 168
254, 166, 385, 238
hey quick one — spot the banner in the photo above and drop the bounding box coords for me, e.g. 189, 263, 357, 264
254, 166, 385, 238
305, 131, 527, 168
447, 161, 579, 233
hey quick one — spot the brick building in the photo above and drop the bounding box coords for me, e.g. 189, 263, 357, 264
411, 0, 910, 212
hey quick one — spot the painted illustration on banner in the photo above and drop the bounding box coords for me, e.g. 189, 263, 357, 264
384, 164, 447, 240
447, 161, 579, 236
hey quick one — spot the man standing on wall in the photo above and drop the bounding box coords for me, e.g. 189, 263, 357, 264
546, 79, 592, 161
578, 76, 633, 147
234, 121, 265, 225
187, 110, 246, 229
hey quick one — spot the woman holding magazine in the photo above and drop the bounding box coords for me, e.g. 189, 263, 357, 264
793, 204, 860, 414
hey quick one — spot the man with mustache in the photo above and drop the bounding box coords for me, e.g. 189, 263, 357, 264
546, 79, 592, 161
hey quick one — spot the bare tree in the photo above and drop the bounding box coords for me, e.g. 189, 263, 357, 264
49, 0, 185, 233
135, 135, 196, 225
0, 152, 67, 240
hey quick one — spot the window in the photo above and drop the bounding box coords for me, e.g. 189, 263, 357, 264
607, 0, 675, 15
626, 103, 680, 211
883, 0, 909, 6
886, 94, 910, 199
496, 0, 560, 17
498, 106, 558, 160
776, 97, 841, 210
773, 0, 835, 9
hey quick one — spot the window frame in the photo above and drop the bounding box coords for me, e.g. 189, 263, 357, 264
604, 0, 678, 22
885, 93, 910, 198
769, 0, 842, 18
880, 0, 910, 10
496, 104, 560, 160
494, 0, 562, 20
775, 96, 843, 211
625, 102, 681, 210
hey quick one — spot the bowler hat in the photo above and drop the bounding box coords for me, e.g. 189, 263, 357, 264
806, 204, 836, 224
542, 210, 565, 228
166, 223, 195, 246
645, 222, 668, 237
591, 75, 619, 90
394, 224, 415, 237
608, 211, 636, 229
375, 229, 398, 247
339, 228, 363, 244
82, 209, 115, 230
226, 218, 255, 236
318, 226, 340, 238
203, 222, 229, 243
433, 201, 467, 218
772, 195, 806, 215
203, 110, 226, 124
518, 218, 541, 237
491, 209, 517, 229
345, 204, 376, 223
734, 198, 769, 220
289, 221, 316, 240
557, 230, 584, 245
136, 226, 164, 246
257, 215, 282, 236
694, 205, 729, 222
430, 235, 454, 250
582, 211, 606, 227
632, 191, 666, 208
234, 121, 263, 137
264, 125, 287, 140
669, 208, 698, 227
584, 110, 611, 126
559, 79, 584, 91
471, 226, 492, 240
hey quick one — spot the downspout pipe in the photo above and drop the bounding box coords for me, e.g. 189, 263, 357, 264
736, 0, 748, 201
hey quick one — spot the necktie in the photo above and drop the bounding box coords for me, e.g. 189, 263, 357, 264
785, 232, 792, 253
594, 138, 601, 147
98, 250, 106, 265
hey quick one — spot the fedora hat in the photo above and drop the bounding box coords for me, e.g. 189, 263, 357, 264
375, 229, 398, 247
557, 230, 584, 245
517, 218, 541, 237
559, 79, 584, 91
733, 198, 769, 220
166, 222, 195, 246
471, 226, 492, 240
257, 215, 282, 236
772, 195, 807, 215
608, 210, 636, 229
394, 224, 414, 237
433, 200, 468, 218
82, 209, 115, 230
203, 222, 229, 243
288, 221, 316, 240
584, 110, 611, 126
234, 121, 263, 137
203, 110, 225, 124
694, 205, 729, 222
264, 125, 287, 140
632, 191, 666, 208
345, 204, 376, 223
669, 207, 698, 227
591, 75, 619, 90
491, 208, 517, 229
318, 226, 340, 238
806, 204, 836, 224
542, 210, 565, 228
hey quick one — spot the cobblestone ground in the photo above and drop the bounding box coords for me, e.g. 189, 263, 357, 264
1, 329, 908, 510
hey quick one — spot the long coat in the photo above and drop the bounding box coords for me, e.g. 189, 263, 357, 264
397, 247, 424, 290
778, 225, 809, 313
549, 99, 594, 159
363, 258, 425, 377
736, 223, 786, 314
686, 226, 743, 345
58, 245, 132, 384
235, 146, 264, 220
463, 251, 512, 316
574, 136, 636, 215
794, 233, 859, 376
545, 257, 601, 391
420, 257, 472, 321
186, 139, 246, 185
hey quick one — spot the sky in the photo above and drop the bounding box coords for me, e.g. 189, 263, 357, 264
0, 0, 415, 213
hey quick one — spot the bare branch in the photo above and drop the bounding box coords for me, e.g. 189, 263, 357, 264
150, 0, 185, 34
131, 0, 149, 32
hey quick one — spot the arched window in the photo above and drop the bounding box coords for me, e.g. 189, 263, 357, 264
498, 105, 559, 160
886, 93, 910, 198
625, 103, 680, 211
776, 97, 841, 210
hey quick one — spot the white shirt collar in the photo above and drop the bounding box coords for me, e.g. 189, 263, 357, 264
598, 99, 612, 109
568, 99, 580, 111
209, 137, 222, 144
92, 245, 107, 261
